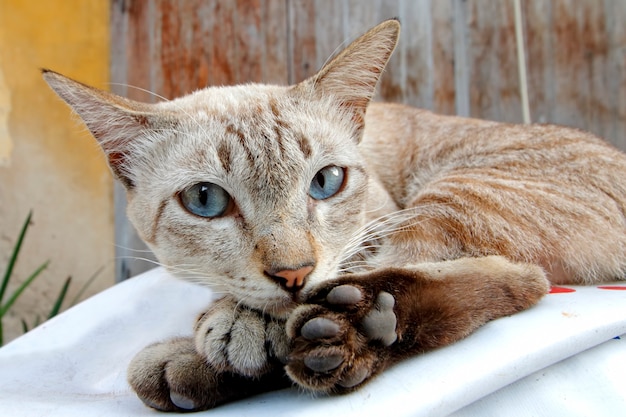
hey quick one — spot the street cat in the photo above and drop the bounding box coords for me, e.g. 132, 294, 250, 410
44, 19, 626, 412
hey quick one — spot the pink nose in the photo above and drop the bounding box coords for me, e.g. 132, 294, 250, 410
268, 265, 314, 291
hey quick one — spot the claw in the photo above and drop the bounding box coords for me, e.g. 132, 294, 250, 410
170, 392, 196, 410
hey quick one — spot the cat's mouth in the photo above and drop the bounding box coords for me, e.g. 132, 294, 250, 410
254, 297, 298, 319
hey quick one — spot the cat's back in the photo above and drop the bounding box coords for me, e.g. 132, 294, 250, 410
362, 102, 626, 209
361, 102, 626, 283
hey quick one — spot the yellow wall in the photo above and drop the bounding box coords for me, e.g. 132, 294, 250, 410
0, 0, 114, 342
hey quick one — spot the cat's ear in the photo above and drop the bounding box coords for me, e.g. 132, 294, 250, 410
42, 69, 159, 189
297, 19, 400, 139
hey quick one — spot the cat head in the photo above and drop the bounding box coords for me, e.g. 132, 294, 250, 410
44, 20, 400, 316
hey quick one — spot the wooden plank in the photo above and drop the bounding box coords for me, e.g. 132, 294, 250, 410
465, 0, 519, 122
375, 0, 403, 103
110, 0, 129, 97
401, 0, 434, 109
110, 0, 158, 281
288, 0, 317, 83
123, 0, 156, 102
236, 0, 263, 83
314, 0, 346, 73
605, 0, 626, 149
262, 0, 289, 84
452, 0, 470, 117
208, 1, 238, 86
493, 1, 522, 123
582, 1, 612, 142
551, 0, 591, 131
431, 0, 455, 115
522, 0, 555, 124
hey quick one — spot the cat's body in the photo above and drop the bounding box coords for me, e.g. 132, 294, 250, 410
362, 103, 626, 284
44, 20, 626, 412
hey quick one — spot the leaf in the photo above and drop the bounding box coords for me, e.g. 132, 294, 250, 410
0, 261, 49, 318
0, 211, 33, 305
69, 266, 104, 307
21, 318, 29, 334
48, 276, 72, 319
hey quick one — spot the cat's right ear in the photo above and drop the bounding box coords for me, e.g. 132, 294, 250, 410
42, 69, 157, 189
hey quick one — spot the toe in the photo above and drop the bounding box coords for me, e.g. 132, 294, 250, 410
301, 317, 341, 340
326, 285, 363, 305
361, 292, 397, 346
338, 366, 369, 388
170, 392, 197, 411
304, 353, 344, 372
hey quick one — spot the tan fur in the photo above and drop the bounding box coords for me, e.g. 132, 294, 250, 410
44, 19, 626, 411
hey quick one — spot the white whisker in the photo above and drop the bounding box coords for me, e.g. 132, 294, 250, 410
339, 203, 452, 268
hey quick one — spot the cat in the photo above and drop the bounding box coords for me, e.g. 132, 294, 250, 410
43, 19, 626, 412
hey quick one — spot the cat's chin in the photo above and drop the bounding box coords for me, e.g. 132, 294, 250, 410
255, 301, 297, 320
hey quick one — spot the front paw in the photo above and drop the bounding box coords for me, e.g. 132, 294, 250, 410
128, 337, 289, 412
285, 284, 397, 393
194, 297, 289, 377
127, 337, 224, 411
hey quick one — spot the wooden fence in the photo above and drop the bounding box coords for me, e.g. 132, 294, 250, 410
110, 0, 626, 280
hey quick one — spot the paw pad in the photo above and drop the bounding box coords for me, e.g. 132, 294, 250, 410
170, 392, 196, 410
301, 317, 340, 340
361, 291, 397, 346
304, 354, 344, 372
326, 285, 363, 305
338, 366, 369, 388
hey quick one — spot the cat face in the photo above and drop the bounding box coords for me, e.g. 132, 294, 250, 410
43, 19, 400, 316
125, 86, 369, 315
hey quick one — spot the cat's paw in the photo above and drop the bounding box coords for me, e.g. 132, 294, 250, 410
194, 296, 289, 377
285, 283, 397, 393
128, 337, 289, 412
127, 337, 226, 411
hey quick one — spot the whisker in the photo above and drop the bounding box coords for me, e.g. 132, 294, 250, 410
339, 203, 453, 266
108, 83, 212, 151
108, 83, 171, 102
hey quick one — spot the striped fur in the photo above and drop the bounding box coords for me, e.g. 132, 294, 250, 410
44, 19, 626, 411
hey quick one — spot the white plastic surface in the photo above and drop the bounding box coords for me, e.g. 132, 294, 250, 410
1, 267, 625, 416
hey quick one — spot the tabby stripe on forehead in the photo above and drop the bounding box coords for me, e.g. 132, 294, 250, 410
269, 98, 288, 157
297, 134, 313, 159
226, 124, 254, 166
217, 142, 232, 173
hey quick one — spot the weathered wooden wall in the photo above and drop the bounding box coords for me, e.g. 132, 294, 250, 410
110, 0, 626, 280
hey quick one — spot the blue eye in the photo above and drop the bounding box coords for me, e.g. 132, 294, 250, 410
179, 182, 231, 218
309, 166, 346, 200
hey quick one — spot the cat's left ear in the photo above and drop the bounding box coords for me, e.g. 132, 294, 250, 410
297, 19, 400, 140
43, 69, 162, 189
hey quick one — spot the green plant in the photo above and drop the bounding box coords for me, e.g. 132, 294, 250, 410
0, 211, 49, 346
20, 265, 103, 333
20, 275, 70, 334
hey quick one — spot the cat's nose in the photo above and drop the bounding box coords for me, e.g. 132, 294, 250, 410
266, 265, 314, 292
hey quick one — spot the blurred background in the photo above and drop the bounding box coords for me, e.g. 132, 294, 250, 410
1, 0, 625, 343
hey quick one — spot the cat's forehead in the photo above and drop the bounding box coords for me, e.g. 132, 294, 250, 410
158, 83, 291, 118
153, 83, 357, 158
142, 83, 359, 200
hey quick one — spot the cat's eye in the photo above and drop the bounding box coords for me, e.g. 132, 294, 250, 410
309, 166, 346, 200
179, 182, 232, 218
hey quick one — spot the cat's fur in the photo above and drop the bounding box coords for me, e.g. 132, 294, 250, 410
44, 19, 626, 411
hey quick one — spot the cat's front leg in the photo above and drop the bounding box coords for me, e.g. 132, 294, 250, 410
194, 296, 290, 377
285, 256, 549, 393
128, 297, 292, 412
127, 337, 289, 412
